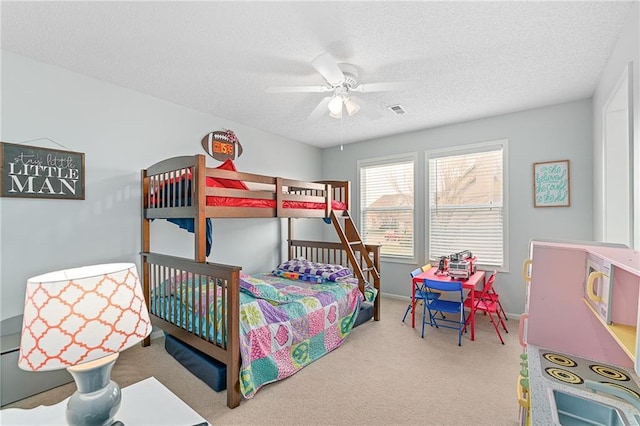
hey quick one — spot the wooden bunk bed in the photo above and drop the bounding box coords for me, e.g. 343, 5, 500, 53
140, 154, 381, 408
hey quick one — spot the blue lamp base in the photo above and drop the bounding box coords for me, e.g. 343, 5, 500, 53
65, 353, 122, 426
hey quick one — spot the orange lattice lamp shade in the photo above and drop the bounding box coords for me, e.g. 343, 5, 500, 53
19, 263, 152, 372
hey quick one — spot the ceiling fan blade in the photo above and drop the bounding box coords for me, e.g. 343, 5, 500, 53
352, 81, 417, 93
311, 52, 345, 86
306, 96, 333, 121
266, 85, 331, 93
350, 96, 382, 120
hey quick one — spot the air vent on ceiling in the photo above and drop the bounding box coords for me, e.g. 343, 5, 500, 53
388, 104, 406, 115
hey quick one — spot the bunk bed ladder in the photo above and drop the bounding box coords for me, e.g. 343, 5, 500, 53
329, 210, 381, 291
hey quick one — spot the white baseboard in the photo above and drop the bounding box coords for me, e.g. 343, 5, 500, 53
380, 292, 408, 301
380, 291, 521, 321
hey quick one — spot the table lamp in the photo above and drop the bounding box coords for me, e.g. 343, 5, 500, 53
18, 263, 152, 426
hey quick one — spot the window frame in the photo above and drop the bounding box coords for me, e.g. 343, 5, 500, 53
357, 152, 418, 264
425, 139, 509, 272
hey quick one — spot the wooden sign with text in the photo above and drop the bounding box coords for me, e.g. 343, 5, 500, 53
0, 142, 85, 200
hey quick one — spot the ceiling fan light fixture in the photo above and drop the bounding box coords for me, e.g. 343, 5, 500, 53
329, 109, 342, 119
344, 97, 360, 116
327, 95, 343, 115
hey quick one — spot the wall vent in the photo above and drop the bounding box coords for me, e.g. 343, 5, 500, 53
388, 104, 406, 115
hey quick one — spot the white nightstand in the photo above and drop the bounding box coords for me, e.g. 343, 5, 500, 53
0, 377, 208, 426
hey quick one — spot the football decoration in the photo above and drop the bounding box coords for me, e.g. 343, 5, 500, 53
201, 129, 243, 161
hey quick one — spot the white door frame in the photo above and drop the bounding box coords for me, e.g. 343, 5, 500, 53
602, 62, 634, 247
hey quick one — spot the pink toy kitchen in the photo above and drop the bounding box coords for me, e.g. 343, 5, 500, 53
520, 239, 640, 425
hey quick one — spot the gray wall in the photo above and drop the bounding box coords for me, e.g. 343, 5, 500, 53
0, 52, 323, 321
322, 99, 594, 316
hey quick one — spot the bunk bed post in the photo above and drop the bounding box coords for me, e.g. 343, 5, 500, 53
324, 183, 332, 218
226, 271, 242, 409
287, 218, 294, 260
194, 155, 207, 262
370, 244, 381, 321
140, 169, 151, 347
344, 180, 351, 210
275, 177, 283, 217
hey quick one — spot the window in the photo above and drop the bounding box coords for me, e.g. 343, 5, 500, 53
427, 141, 507, 268
359, 155, 415, 259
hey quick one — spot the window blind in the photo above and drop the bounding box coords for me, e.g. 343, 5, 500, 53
359, 158, 414, 258
428, 147, 504, 267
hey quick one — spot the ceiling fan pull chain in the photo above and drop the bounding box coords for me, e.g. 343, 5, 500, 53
340, 113, 344, 151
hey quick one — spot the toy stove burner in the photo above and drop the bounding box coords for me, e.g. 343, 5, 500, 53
545, 367, 584, 384
598, 382, 640, 399
589, 364, 630, 382
544, 352, 577, 368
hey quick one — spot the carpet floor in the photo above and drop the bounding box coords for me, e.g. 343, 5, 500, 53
4, 296, 522, 425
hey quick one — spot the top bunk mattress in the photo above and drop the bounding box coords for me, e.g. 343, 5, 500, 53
203, 194, 346, 210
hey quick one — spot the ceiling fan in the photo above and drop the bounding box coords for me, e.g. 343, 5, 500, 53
266, 52, 416, 121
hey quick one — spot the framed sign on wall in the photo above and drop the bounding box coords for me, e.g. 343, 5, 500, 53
533, 159, 570, 207
0, 142, 85, 200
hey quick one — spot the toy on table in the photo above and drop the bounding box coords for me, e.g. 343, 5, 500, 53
435, 256, 449, 275
448, 250, 477, 280
433, 251, 477, 280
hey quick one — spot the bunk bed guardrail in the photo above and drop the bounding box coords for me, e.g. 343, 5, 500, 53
142, 155, 350, 219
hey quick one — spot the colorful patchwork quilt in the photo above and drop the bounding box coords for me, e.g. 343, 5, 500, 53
150, 269, 369, 398
238, 272, 363, 398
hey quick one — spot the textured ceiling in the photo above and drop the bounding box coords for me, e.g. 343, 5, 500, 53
0, 1, 635, 148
